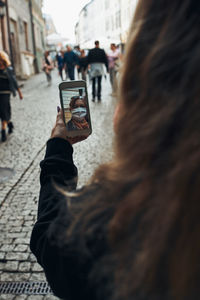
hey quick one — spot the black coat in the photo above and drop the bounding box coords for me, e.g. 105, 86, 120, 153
87, 47, 108, 71
4, 66, 19, 96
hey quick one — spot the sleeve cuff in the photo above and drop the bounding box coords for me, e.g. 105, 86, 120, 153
45, 138, 73, 159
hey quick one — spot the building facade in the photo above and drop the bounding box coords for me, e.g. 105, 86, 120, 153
120, 0, 138, 43
0, 0, 45, 78
32, 0, 45, 72
0, 0, 9, 53
75, 0, 138, 51
8, 0, 35, 78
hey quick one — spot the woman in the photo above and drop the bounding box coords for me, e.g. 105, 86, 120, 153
56, 51, 64, 81
107, 43, 120, 92
30, 0, 200, 299
78, 49, 88, 81
0, 51, 23, 142
43, 51, 54, 86
67, 96, 89, 130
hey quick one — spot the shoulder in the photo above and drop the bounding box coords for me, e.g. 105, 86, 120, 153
89, 48, 95, 53
6, 66, 14, 73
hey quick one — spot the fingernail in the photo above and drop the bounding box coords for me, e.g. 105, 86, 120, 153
57, 106, 60, 112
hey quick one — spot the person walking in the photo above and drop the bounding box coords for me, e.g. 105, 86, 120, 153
107, 43, 120, 93
78, 50, 88, 82
30, 0, 200, 299
0, 51, 23, 142
43, 51, 54, 86
56, 51, 64, 81
63, 45, 79, 81
87, 40, 108, 102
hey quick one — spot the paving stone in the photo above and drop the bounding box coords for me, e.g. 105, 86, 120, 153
0, 272, 16, 281
24, 221, 34, 227
14, 272, 31, 281
7, 233, 27, 239
31, 263, 43, 272
0, 252, 5, 260
15, 238, 30, 245
0, 244, 14, 252
0, 261, 19, 271
29, 254, 37, 262
24, 216, 34, 221
22, 227, 32, 232
13, 245, 28, 252
0, 295, 13, 300
26, 296, 45, 300
29, 272, 46, 281
14, 296, 28, 300
18, 261, 31, 272
43, 295, 59, 300
10, 227, 23, 233
6, 252, 29, 261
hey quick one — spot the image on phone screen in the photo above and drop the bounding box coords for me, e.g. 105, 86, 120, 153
61, 87, 91, 132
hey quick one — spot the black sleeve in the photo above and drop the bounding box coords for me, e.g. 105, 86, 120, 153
103, 50, 108, 71
87, 50, 91, 65
30, 138, 88, 299
8, 67, 19, 90
30, 138, 110, 299
74, 52, 80, 65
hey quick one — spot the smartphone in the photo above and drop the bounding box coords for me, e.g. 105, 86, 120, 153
59, 80, 92, 137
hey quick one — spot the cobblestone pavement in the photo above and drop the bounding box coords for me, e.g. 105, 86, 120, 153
0, 71, 116, 299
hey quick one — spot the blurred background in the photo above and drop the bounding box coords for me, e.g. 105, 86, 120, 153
0, 0, 137, 78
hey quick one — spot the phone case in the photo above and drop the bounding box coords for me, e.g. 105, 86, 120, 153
59, 80, 92, 137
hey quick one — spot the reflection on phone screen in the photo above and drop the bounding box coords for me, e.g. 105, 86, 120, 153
61, 87, 90, 131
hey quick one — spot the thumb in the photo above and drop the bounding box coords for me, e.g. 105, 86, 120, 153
56, 107, 65, 123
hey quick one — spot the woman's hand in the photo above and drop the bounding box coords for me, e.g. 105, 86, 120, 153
51, 107, 89, 145
18, 88, 23, 100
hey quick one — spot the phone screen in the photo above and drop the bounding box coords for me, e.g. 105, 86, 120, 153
60, 86, 91, 133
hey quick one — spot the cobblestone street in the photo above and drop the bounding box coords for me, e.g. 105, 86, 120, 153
0, 71, 116, 299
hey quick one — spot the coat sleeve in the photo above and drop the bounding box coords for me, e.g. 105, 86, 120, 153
87, 50, 91, 65
103, 50, 108, 72
30, 137, 89, 299
8, 67, 19, 90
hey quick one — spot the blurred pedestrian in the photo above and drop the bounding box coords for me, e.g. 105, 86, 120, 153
0, 51, 23, 142
43, 51, 54, 86
107, 43, 120, 93
78, 50, 88, 81
87, 40, 108, 102
56, 51, 64, 81
74, 45, 81, 57
63, 45, 79, 80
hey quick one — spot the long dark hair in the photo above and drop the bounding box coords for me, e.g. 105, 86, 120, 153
66, 0, 200, 299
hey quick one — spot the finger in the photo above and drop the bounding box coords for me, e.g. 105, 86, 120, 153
56, 110, 63, 123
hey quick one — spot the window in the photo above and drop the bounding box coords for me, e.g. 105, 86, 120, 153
106, 19, 109, 31
112, 15, 114, 31
105, 0, 109, 9
41, 30, 44, 48
23, 22, 29, 50
116, 11, 121, 29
